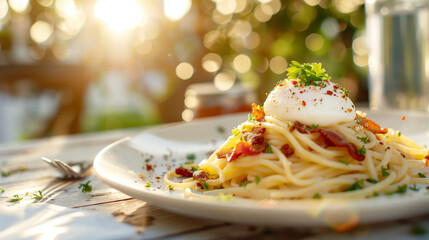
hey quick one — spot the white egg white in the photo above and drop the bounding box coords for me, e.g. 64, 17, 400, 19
263, 79, 355, 126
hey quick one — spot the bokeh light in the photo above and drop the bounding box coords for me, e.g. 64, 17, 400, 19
38, 0, 54, 7
9, 0, 29, 13
305, 33, 324, 52
0, 0, 9, 19
269, 56, 287, 74
176, 62, 194, 80
215, 0, 236, 15
334, 0, 363, 14
233, 54, 251, 74
95, 0, 143, 32
214, 71, 236, 91
304, 0, 321, 6
321, 18, 340, 39
164, 0, 191, 21
30, 20, 53, 44
182, 109, 194, 122
202, 53, 222, 72
246, 32, 260, 49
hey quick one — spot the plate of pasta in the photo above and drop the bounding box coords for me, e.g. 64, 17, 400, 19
94, 62, 429, 228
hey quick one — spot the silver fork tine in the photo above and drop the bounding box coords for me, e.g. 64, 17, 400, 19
41, 157, 63, 172
54, 159, 80, 178
41, 157, 82, 179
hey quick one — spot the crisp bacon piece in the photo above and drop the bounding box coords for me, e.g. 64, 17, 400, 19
294, 122, 365, 161
193, 170, 209, 181
280, 144, 294, 158
251, 103, 265, 122
175, 167, 193, 177
356, 115, 388, 134
242, 127, 266, 152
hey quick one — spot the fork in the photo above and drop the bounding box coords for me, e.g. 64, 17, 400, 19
41, 157, 89, 179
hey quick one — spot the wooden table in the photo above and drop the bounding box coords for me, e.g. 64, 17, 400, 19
1, 127, 429, 239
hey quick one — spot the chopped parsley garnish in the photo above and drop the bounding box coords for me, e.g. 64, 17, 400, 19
409, 184, 419, 192
264, 144, 272, 153
232, 128, 241, 136
286, 61, 331, 87
357, 145, 366, 155
373, 192, 379, 197
357, 136, 371, 144
0, 188, 4, 193
78, 180, 93, 193
398, 131, 401, 137
167, 185, 174, 191
239, 181, 252, 187
381, 166, 390, 177
217, 126, 225, 134
418, 173, 426, 178
145, 181, 151, 188
186, 153, 196, 161
313, 193, 322, 199
32, 190, 43, 200
339, 159, 349, 165
255, 176, 261, 184
367, 178, 378, 184
199, 180, 209, 190
344, 179, 364, 191
410, 225, 427, 235
394, 185, 407, 194
355, 119, 361, 124
1, 171, 11, 177
310, 124, 319, 129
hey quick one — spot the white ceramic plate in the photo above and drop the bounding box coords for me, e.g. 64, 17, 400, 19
94, 110, 429, 227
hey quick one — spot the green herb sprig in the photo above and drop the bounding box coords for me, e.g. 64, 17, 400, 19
33, 190, 44, 200
286, 61, 331, 86
78, 180, 93, 193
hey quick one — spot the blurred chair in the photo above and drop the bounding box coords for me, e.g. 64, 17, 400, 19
0, 64, 90, 138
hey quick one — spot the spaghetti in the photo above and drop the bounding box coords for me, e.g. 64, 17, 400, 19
164, 62, 429, 200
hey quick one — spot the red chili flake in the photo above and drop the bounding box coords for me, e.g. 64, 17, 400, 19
425, 155, 429, 166
299, 91, 303, 94
146, 164, 153, 171
292, 80, 298, 85
326, 90, 333, 95
175, 167, 193, 177
333, 85, 339, 90
155, 176, 161, 179
401, 116, 406, 120
302, 101, 306, 106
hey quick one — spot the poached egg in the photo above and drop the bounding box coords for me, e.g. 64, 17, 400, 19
263, 79, 355, 126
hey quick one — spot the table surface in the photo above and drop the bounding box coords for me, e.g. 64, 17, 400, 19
1, 126, 429, 240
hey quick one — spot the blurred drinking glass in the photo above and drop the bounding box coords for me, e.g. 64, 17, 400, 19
366, 0, 429, 111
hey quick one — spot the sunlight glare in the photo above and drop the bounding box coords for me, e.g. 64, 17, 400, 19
164, 0, 191, 21
95, 0, 143, 32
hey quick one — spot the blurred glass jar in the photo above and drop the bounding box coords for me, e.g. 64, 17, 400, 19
183, 82, 257, 121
